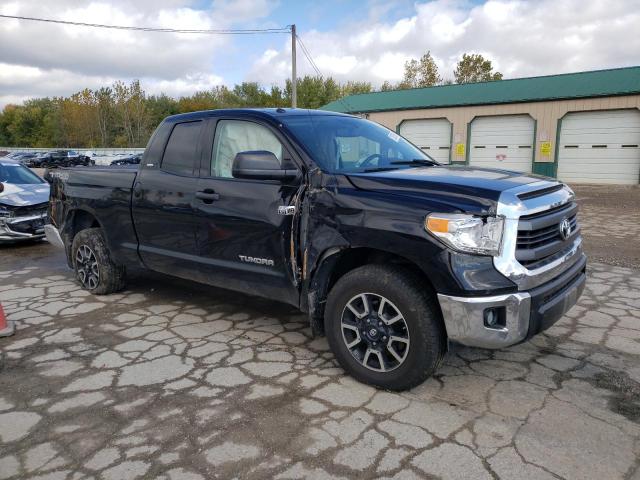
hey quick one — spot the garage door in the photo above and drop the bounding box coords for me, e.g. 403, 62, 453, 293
557, 110, 640, 185
399, 119, 451, 164
469, 115, 534, 172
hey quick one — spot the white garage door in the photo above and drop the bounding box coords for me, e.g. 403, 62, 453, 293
469, 115, 534, 172
399, 119, 452, 164
557, 110, 640, 185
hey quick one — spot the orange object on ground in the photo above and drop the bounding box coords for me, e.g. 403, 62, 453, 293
0, 303, 15, 337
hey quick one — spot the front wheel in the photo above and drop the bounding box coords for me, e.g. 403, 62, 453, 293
325, 264, 446, 391
71, 228, 126, 294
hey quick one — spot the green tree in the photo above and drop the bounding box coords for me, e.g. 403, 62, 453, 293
453, 53, 503, 84
284, 76, 344, 109
0, 75, 373, 148
340, 81, 372, 97
399, 52, 442, 88
379, 80, 396, 92
95, 88, 114, 147
147, 94, 179, 128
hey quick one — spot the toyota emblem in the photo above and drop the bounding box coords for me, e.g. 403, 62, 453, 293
559, 218, 572, 240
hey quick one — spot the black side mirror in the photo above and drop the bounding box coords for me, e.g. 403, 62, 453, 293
232, 151, 299, 181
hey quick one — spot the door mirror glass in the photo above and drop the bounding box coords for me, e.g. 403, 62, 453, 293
232, 151, 298, 181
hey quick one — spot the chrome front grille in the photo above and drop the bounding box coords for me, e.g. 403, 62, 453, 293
494, 180, 585, 291
516, 202, 580, 269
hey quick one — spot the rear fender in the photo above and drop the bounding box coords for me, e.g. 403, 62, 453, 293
60, 208, 101, 268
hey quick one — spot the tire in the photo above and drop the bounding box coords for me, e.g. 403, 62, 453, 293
71, 228, 126, 295
325, 264, 446, 391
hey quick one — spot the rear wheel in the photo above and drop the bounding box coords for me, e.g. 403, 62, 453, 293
325, 264, 446, 391
71, 228, 126, 294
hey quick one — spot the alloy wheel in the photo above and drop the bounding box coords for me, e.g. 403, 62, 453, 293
75, 244, 100, 289
340, 293, 410, 372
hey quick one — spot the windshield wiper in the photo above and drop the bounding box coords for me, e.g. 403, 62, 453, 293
362, 166, 401, 173
390, 159, 440, 167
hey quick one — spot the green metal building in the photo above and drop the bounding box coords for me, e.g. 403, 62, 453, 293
321, 67, 640, 184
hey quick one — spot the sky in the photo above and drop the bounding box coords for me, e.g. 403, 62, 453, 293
0, 0, 639, 108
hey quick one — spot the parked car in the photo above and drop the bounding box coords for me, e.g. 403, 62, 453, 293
13, 152, 39, 165
46, 108, 586, 390
0, 158, 50, 242
3, 152, 34, 162
29, 150, 93, 168
110, 153, 142, 166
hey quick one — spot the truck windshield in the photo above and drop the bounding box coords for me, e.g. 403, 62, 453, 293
282, 114, 437, 173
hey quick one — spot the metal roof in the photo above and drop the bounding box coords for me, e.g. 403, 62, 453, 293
320, 66, 640, 113
167, 108, 351, 122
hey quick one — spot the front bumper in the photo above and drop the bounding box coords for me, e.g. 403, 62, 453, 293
0, 213, 48, 242
438, 254, 586, 349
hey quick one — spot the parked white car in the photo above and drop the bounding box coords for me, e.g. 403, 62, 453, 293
0, 158, 50, 243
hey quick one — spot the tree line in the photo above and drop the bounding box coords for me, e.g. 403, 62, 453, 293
0, 53, 501, 148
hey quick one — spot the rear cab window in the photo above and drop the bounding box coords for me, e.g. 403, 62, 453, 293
161, 121, 204, 176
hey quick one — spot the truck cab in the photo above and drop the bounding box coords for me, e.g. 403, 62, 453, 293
46, 108, 586, 390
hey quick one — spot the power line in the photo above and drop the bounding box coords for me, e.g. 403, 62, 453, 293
296, 35, 322, 77
2, 13, 356, 112
296, 34, 357, 113
0, 14, 291, 35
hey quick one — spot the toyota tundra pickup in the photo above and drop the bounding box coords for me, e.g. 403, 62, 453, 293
45, 109, 586, 390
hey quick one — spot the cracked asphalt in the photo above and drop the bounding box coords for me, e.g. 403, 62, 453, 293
1, 192, 640, 480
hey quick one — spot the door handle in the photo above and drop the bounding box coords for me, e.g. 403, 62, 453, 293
133, 182, 142, 198
195, 189, 220, 203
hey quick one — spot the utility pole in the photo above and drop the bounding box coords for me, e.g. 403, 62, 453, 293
291, 24, 297, 108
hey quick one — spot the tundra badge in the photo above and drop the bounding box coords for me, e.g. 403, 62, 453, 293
239, 255, 275, 267
278, 205, 296, 216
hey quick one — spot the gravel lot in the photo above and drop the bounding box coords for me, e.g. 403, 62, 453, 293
0, 185, 639, 480
573, 184, 640, 269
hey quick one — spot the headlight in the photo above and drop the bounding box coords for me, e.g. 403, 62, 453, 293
425, 213, 504, 256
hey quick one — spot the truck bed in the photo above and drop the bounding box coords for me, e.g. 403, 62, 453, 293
48, 165, 140, 266
48, 165, 138, 189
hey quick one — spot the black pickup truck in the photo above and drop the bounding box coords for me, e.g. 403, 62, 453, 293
46, 108, 586, 390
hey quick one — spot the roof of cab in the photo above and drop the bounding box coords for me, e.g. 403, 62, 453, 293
164, 108, 354, 123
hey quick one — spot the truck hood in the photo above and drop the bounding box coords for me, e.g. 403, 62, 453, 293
346, 165, 555, 214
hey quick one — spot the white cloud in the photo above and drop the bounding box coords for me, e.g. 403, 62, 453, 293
0, 0, 639, 109
146, 73, 225, 98
248, 0, 640, 86
0, 0, 278, 106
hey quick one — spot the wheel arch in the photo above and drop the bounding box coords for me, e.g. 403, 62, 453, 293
303, 246, 439, 336
61, 208, 103, 267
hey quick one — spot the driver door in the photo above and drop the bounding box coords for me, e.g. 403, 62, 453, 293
193, 117, 302, 306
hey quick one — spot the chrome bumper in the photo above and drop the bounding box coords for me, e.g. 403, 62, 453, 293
438, 181, 587, 349
438, 292, 531, 349
44, 224, 65, 248
438, 256, 585, 350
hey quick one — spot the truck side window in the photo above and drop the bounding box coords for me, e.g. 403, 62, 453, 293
211, 120, 283, 178
161, 121, 203, 176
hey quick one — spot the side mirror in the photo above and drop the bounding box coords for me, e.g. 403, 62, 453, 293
232, 151, 299, 181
